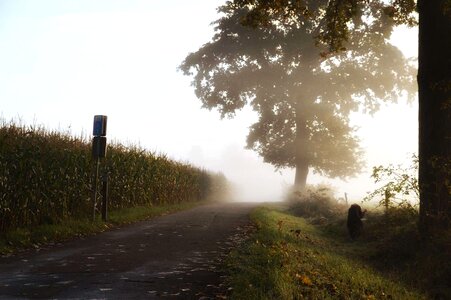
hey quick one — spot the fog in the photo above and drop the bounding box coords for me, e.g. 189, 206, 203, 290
186, 143, 290, 202
177, 99, 417, 203
0, 1, 418, 204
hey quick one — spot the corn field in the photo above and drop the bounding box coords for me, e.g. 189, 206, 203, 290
0, 122, 229, 232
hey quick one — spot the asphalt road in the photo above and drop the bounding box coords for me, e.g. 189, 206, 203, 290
0, 202, 257, 299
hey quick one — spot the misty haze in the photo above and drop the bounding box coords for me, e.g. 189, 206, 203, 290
0, 0, 449, 299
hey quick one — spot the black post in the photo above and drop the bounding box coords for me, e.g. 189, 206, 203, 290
92, 115, 108, 222
101, 173, 108, 221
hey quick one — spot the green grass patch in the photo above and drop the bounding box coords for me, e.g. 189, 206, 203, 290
226, 205, 426, 299
0, 201, 203, 255
318, 208, 451, 299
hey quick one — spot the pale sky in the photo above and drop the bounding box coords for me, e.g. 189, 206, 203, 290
0, 1, 418, 203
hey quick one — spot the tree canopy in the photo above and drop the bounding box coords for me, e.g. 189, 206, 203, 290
180, 2, 415, 188
226, 0, 417, 53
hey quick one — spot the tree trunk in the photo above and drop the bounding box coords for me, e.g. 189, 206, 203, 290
294, 159, 309, 189
294, 106, 310, 189
418, 0, 451, 235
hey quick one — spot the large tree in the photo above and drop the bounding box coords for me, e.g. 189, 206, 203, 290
180, 2, 414, 188
417, 0, 450, 234
226, 0, 450, 233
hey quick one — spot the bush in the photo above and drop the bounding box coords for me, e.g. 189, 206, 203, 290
286, 185, 348, 223
364, 154, 419, 211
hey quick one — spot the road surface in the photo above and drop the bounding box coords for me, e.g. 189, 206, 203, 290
0, 202, 257, 299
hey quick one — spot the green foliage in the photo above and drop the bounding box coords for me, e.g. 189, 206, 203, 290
227, 0, 418, 53
0, 121, 228, 232
360, 208, 419, 261
226, 206, 426, 299
364, 154, 419, 212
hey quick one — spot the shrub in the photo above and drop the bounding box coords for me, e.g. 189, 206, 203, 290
364, 154, 419, 212
286, 184, 348, 223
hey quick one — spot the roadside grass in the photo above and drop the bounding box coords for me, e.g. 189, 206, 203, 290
319, 208, 451, 299
226, 205, 426, 299
0, 201, 204, 255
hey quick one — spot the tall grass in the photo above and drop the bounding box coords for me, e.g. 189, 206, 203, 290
0, 121, 228, 232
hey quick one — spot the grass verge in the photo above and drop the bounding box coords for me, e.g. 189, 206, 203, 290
226, 205, 426, 299
0, 201, 204, 255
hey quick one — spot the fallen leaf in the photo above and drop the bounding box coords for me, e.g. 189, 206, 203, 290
296, 273, 313, 286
